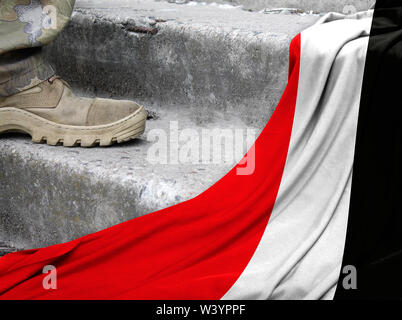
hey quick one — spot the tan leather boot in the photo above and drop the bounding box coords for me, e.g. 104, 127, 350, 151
0, 76, 147, 147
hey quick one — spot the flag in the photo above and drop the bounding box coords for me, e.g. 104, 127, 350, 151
1, 1, 401, 300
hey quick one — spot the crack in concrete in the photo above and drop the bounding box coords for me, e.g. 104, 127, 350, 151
123, 23, 159, 35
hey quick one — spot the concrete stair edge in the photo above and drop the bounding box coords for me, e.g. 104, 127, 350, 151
1, 2, 318, 249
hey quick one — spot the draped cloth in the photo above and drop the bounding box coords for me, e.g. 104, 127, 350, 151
2, 6, 396, 299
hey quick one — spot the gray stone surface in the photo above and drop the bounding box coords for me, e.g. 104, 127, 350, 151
0, 105, 258, 249
46, 0, 318, 129
0, 0, 319, 250
0, 242, 16, 257
190, 0, 374, 13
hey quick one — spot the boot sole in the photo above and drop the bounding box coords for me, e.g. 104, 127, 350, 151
0, 106, 147, 147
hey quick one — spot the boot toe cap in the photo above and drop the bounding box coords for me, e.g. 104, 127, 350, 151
86, 98, 143, 126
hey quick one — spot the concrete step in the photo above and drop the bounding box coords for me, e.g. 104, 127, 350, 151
0, 106, 258, 249
46, 0, 318, 129
1, 0, 318, 250
179, 0, 374, 14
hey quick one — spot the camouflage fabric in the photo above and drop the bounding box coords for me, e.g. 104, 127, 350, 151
0, 0, 75, 96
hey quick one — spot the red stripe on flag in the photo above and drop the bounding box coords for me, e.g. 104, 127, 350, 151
0, 35, 301, 300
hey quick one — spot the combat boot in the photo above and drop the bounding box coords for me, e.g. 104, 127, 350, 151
0, 76, 147, 147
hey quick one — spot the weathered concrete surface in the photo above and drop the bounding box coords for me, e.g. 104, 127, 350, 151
188, 0, 374, 13
0, 242, 16, 257
0, 1, 318, 250
45, 0, 318, 129
0, 105, 257, 249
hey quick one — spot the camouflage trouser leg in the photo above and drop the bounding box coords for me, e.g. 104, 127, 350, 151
0, 0, 75, 97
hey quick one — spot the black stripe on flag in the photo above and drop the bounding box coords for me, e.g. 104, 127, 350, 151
335, 0, 402, 299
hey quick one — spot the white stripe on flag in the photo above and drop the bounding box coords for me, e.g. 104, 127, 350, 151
224, 11, 372, 300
